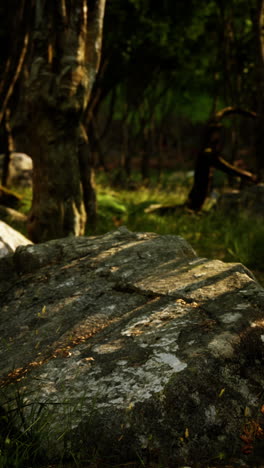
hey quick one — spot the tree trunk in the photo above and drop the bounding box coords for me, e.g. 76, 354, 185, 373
0, 1, 29, 128
141, 128, 150, 181
187, 149, 213, 211
254, 0, 264, 178
187, 147, 257, 212
78, 125, 97, 229
1, 110, 13, 187
23, 0, 106, 242
27, 120, 87, 242
187, 110, 257, 211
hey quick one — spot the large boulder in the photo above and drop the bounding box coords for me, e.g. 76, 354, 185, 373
0, 152, 32, 187
0, 220, 32, 258
0, 227, 264, 466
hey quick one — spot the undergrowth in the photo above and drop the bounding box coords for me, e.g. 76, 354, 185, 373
9, 170, 264, 285
86, 171, 264, 285
0, 396, 46, 468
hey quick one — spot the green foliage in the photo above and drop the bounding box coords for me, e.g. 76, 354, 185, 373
0, 388, 100, 468
225, 217, 264, 270
98, 192, 127, 215
93, 191, 128, 233
0, 396, 46, 468
100, 0, 259, 142
175, 92, 214, 123
6, 173, 264, 288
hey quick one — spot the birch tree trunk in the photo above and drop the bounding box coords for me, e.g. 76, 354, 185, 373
24, 0, 106, 242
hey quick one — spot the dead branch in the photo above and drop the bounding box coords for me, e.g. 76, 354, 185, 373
213, 106, 258, 122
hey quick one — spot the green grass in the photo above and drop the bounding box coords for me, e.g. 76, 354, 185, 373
8, 170, 264, 285
6, 172, 264, 286
87, 171, 264, 285
0, 395, 46, 468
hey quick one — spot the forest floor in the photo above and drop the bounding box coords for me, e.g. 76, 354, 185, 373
2, 169, 264, 467
84, 170, 264, 287
12, 169, 264, 287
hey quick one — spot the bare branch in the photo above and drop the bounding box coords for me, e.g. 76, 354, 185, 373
0, 33, 29, 127
213, 106, 258, 122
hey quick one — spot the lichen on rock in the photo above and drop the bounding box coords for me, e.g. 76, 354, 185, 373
0, 227, 264, 466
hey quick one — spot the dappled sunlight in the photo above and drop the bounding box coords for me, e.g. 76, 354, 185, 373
0, 227, 263, 467
1, 0, 264, 464
87, 176, 264, 288
251, 319, 264, 328
0, 225, 260, 392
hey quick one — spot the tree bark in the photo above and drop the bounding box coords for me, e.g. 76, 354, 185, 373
187, 109, 258, 211
141, 129, 150, 181
78, 125, 97, 228
255, 0, 264, 178
1, 110, 13, 187
187, 148, 213, 212
0, 1, 30, 128
23, 0, 106, 242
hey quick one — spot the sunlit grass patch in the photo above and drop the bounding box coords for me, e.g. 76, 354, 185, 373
91, 179, 264, 285
5, 173, 264, 286
9, 186, 32, 216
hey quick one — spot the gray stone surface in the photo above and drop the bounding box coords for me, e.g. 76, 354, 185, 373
0, 227, 264, 466
0, 220, 32, 258
0, 152, 32, 187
